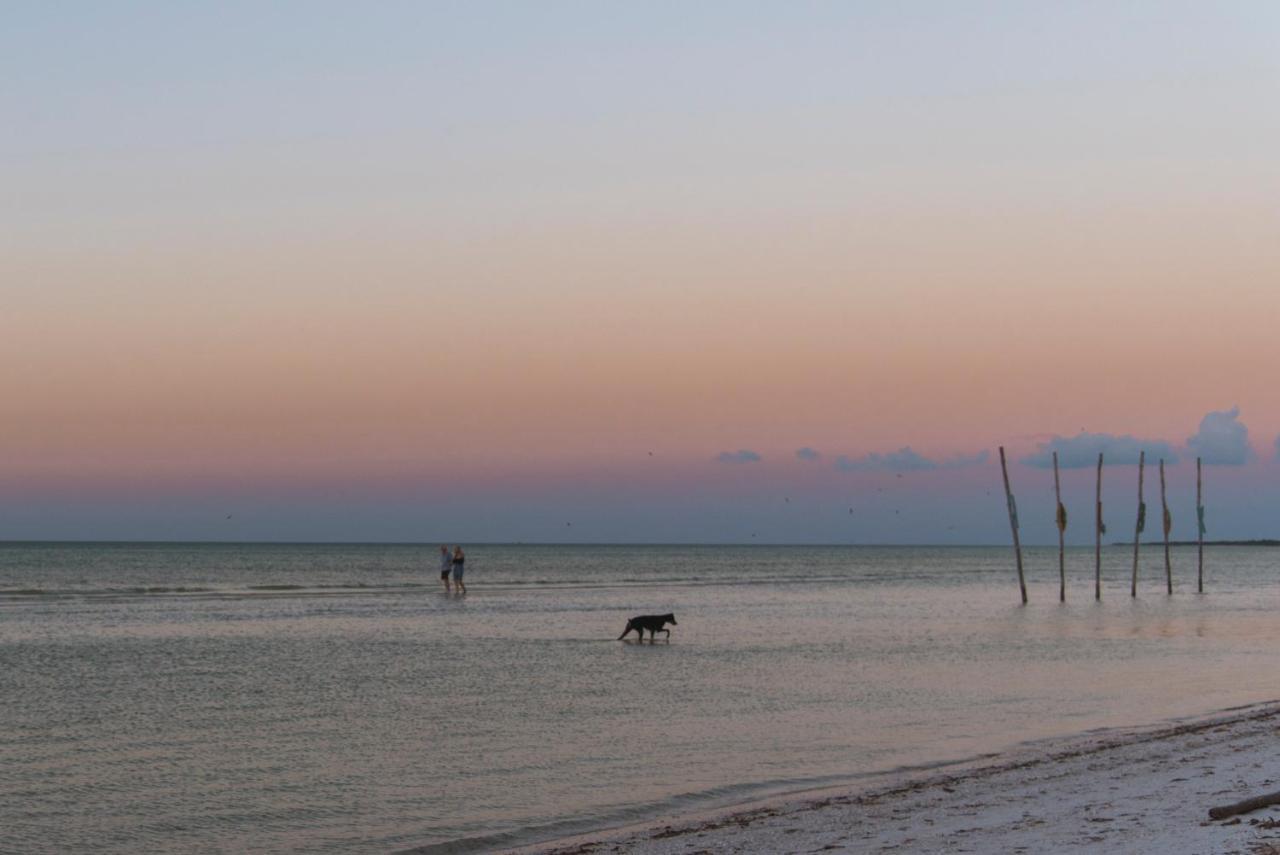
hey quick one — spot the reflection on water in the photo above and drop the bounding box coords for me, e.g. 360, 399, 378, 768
4, 543, 1280, 853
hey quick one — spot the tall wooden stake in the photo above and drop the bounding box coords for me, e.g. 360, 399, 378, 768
1160, 459, 1172, 594
1095, 452, 1104, 601
999, 446, 1027, 604
1197, 456, 1204, 593
1053, 451, 1065, 602
1131, 450, 1145, 598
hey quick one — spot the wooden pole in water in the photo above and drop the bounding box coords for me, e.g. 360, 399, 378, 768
999, 446, 1027, 604
1160, 459, 1172, 594
1053, 451, 1065, 602
1131, 450, 1145, 598
1095, 452, 1104, 601
1197, 456, 1204, 593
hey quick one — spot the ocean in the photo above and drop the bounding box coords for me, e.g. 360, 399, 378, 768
4, 542, 1280, 853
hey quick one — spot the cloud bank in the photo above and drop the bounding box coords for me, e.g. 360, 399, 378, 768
716, 449, 762, 464
835, 446, 989, 472
795, 447, 821, 461
1186, 406, 1251, 465
1021, 432, 1177, 468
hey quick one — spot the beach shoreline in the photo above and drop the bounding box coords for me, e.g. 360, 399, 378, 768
505, 700, 1280, 854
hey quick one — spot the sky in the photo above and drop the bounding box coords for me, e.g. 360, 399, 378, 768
3, 2, 1279, 543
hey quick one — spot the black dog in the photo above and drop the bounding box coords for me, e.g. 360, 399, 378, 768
618, 613, 677, 641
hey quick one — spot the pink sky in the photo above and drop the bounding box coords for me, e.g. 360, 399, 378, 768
3, 3, 1279, 540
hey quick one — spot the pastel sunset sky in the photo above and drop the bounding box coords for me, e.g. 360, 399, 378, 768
4, 2, 1279, 542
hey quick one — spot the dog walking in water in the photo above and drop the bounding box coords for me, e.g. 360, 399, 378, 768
618, 613, 677, 641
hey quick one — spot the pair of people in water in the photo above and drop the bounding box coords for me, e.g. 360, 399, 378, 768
438, 545, 466, 594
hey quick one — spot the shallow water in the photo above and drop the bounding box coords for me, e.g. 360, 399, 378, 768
4, 543, 1280, 853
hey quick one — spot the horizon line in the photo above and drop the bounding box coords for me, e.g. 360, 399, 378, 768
2, 539, 1271, 548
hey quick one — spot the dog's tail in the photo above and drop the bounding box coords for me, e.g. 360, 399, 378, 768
617, 620, 633, 640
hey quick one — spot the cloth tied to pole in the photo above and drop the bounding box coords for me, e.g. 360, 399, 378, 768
1136, 502, 1146, 534
1097, 502, 1106, 535
1008, 494, 1019, 530
1197, 504, 1207, 535
1056, 503, 1067, 532
1162, 506, 1172, 536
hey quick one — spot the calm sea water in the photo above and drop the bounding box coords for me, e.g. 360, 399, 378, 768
5, 542, 1280, 853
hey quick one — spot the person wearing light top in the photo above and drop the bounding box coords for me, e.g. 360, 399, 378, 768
438, 545, 453, 593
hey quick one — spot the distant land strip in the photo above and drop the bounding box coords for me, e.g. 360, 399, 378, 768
1110, 540, 1280, 547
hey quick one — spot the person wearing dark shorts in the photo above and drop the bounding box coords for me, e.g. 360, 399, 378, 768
439, 545, 452, 592
451, 545, 466, 594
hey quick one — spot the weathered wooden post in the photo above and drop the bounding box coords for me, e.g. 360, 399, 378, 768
1160, 459, 1172, 594
1131, 450, 1145, 598
1054, 451, 1066, 602
999, 446, 1027, 604
1197, 456, 1205, 593
1095, 452, 1104, 601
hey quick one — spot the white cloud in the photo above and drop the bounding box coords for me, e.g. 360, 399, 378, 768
1021, 433, 1176, 468
1187, 406, 1251, 465
836, 446, 988, 472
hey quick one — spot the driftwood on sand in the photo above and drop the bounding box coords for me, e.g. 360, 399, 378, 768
1208, 790, 1280, 820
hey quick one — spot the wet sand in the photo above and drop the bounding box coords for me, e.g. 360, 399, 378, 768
512, 701, 1280, 854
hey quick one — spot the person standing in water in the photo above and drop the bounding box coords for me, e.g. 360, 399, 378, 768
451, 545, 466, 594
438, 545, 453, 593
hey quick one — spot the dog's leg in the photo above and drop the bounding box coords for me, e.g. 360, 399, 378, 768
618, 622, 633, 641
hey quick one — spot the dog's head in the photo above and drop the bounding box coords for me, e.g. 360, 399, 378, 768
663, 613, 677, 625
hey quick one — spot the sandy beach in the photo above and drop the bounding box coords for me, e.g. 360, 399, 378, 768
514, 701, 1280, 855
